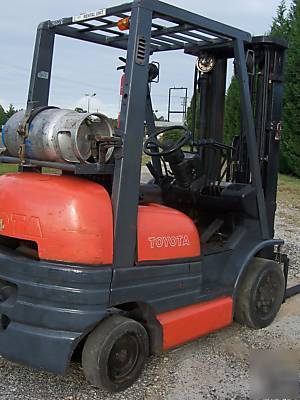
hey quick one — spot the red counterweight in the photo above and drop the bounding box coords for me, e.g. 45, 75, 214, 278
0, 174, 200, 265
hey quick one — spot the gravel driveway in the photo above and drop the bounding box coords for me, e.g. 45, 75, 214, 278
0, 171, 299, 400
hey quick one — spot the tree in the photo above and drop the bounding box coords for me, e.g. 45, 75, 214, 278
187, 77, 241, 145
0, 105, 6, 127
223, 76, 240, 144
223, 0, 294, 170
161, 128, 186, 144
270, 0, 291, 39
74, 107, 86, 113
5, 104, 17, 120
186, 92, 200, 135
281, 0, 300, 176
288, 0, 297, 25
0, 104, 18, 127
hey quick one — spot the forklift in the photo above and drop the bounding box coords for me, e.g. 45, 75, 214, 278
0, 0, 297, 392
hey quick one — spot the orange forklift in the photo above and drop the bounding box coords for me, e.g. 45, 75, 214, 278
0, 0, 298, 392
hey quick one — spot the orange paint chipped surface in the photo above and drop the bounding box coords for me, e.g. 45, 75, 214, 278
0, 174, 200, 266
0, 173, 113, 265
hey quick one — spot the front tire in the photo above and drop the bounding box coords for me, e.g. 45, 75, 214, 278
235, 257, 285, 329
82, 315, 149, 392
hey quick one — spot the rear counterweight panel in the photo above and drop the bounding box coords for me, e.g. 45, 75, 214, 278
0, 248, 112, 373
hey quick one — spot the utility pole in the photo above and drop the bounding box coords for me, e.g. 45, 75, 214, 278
167, 87, 188, 123
180, 95, 188, 123
85, 93, 96, 113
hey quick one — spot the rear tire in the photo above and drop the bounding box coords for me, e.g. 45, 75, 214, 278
235, 257, 285, 329
82, 315, 149, 392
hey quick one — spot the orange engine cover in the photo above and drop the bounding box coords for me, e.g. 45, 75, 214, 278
0, 173, 113, 265
0, 173, 200, 265
137, 204, 200, 262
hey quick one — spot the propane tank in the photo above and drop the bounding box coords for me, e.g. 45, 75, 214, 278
3, 108, 113, 164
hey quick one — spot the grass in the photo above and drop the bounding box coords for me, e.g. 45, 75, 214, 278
277, 174, 300, 226
0, 164, 60, 175
0, 164, 18, 174
277, 174, 300, 208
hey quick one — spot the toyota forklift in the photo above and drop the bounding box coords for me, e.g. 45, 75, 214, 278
0, 0, 295, 392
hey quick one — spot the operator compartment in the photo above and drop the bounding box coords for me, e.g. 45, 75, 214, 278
0, 173, 113, 265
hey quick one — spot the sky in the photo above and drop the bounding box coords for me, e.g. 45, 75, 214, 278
0, 0, 290, 120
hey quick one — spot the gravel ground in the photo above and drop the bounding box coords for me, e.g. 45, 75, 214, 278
275, 209, 300, 281
0, 171, 299, 400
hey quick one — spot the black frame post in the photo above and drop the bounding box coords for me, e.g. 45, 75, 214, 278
27, 22, 55, 108
112, 3, 153, 268
191, 65, 198, 149
233, 39, 269, 239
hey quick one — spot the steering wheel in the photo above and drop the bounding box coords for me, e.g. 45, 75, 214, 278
143, 125, 191, 157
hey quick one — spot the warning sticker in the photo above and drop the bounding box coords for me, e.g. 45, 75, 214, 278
37, 71, 49, 80
72, 9, 107, 23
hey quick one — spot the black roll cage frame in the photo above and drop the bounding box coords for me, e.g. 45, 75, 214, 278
4, 0, 272, 268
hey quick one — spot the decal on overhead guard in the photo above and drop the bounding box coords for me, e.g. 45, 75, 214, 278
37, 71, 49, 80
72, 9, 107, 23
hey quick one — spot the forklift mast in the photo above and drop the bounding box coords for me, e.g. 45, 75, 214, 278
187, 37, 287, 239
253, 38, 287, 238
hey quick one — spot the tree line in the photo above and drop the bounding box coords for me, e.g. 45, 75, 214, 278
0, 104, 18, 127
223, 0, 300, 177
186, 0, 299, 177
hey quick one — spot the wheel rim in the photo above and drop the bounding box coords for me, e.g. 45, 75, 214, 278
254, 270, 281, 320
108, 333, 140, 383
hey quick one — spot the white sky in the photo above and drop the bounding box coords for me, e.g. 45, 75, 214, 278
0, 0, 291, 119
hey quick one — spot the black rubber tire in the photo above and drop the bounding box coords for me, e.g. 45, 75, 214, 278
82, 315, 149, 392
235, 257, 285, 329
